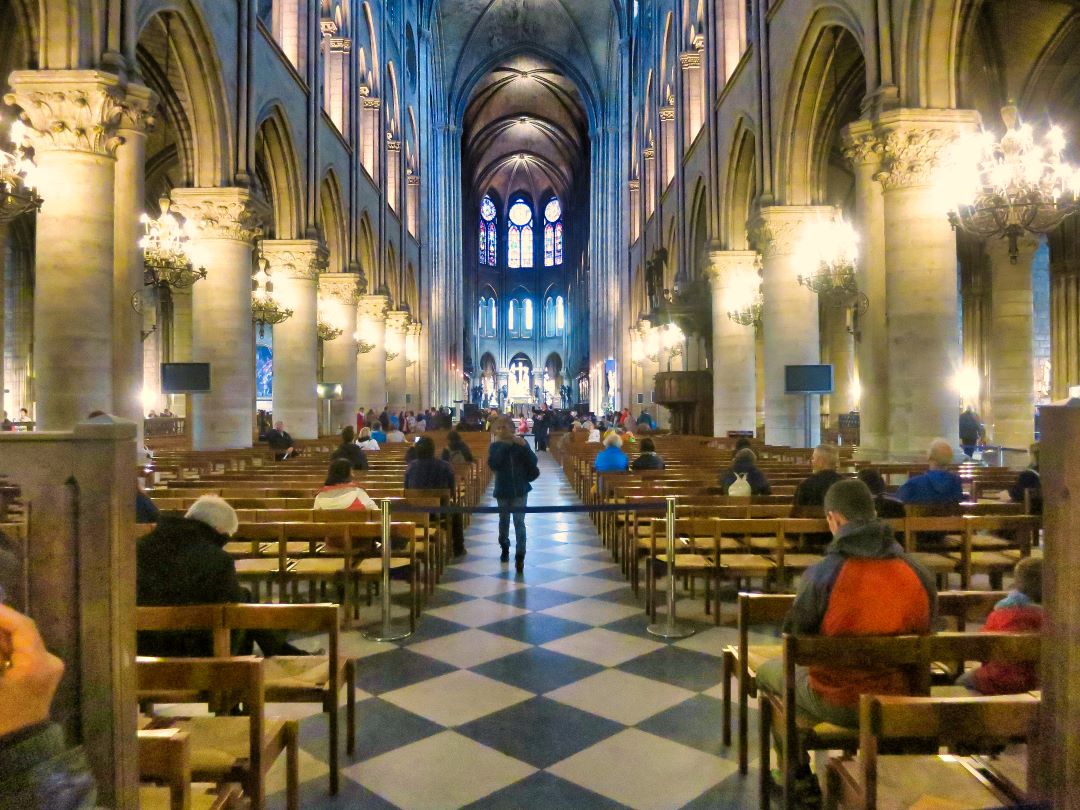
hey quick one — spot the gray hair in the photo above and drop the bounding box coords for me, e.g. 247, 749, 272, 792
927, 438, 954, 468
823, 479, 876, 524
814, 443, 839, 468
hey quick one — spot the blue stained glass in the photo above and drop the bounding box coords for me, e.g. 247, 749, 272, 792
544, 224, 554, 266
520, 224, 533, 267
554, 223, 564, 265
487, 223, 496, 265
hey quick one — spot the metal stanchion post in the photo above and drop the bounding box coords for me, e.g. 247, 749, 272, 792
363, 498, 412, 641
647, 496, 696, 639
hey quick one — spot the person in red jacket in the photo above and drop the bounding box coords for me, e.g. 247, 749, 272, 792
961, 557, 1043, 694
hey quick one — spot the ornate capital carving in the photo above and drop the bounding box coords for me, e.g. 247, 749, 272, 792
319, 272, 362, 304
321, 20, 339, 36
628, 179, 640, 191
706, 250, 760, 288
5, 70, 128, 156
362, 96, 381, 109
386, 138, 401, 152
679, 51, 702, 70
170, 187, 267, 244
872, 109, 980, 191
643, 147, 656, 161
407, 174, 421, 186
357, 293, 390, 320
659, 105, 676, 122
259, 239, 329, 280
407, 322, 422, 337
840, 119, 880, 167
751, 205, 837, 259
385, 309, 411, 333
329, 37, 352, 53
119, 82, 157, 133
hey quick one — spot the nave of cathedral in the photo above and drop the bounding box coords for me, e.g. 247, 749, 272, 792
1, 0, 1079, 808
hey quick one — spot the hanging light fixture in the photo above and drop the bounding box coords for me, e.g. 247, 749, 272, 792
796, 218, 860, 301
251, 254, 293, 337
726, 256, 764, 327
0, 120, 41, 222
140, 196, 207, 289
946, 104, 1080, 263
317, 321, 343, 342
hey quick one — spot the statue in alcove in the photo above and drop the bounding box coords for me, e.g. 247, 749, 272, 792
645, 248, 668, 312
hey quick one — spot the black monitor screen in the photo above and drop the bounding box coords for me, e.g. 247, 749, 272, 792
785, 364, 833, 394
161, 363, 211, 393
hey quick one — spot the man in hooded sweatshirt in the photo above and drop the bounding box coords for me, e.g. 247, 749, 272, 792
896, 438, 964, 506
756, 479, 936, 795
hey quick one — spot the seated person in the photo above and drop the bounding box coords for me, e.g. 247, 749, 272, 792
960, 557, 1044, 695
356, 426, 381, 451
405, 437, 456, 491
756, 480, 936, 790
330, 426, 368, 471
586, 423, 601, 443
370, 424, 387, 444
385, 422, 406, 443
630, 437, 665, 471
265, 420, 297, 460
856, 468, 906, 520
636, 409, 656, 431
314, 459, 378, 513
441, 430, 476, 465
792, 443, 844, 515
136, 495, 304, 657
1007, 442, 1041, 514
594, 431, 629, 472
734, 436, 753, 453
719, 447, 772, 495
896, 438, 964, 506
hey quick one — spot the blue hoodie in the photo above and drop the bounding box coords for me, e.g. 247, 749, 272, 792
896, 469, 964, 505
594, 445, 629, 473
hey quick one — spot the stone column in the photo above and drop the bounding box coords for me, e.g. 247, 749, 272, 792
169, 287, 193, 416
113, 85, 155, 445
319, 273, 360, 431
755, 206, 833, 447
843, 121, 889, 456
708, 250, 758, 436
822, 306, 855, 424
384, 309, 410, 411
263, 240, 327, 439
1048, 218, 1080, 399
986, 235, 1037, 448
406, 322, 422, 407
355, 294, 389, 411
6, 71, 127, 429
171, 188, 265, 450
0, 223, 6, 414
875, 109, 979, 457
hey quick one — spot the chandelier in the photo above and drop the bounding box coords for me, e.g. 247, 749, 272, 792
796, 218, 860, 304
642, 322, 684, 363
140, 197, 207, 288
0, 120, 42, 222
947, 105, 1080, 263
317, 321, 343, 342
251, 255, 293, 337
725, 257, 764, 327
355, 336, 375, 354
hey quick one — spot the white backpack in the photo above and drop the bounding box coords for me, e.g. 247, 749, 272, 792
728, 472, 752, 497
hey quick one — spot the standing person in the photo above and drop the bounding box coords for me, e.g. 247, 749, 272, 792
959, 406, 982, 458
355, 408, 365, 434
488, 419, 538, 572
533, 410, 550, 451
265, 420, 297, 460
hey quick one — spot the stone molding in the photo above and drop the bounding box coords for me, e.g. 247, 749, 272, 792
329, 38, 351, 53
751, 205, 838, 259
170, 187, 266, 244
407, 174, 421, 186
118, 83, 157, 134
385, 309, 411, 334
259, 239, 329, 280
321, 20, 338, 36
872, 109, 980, 191
5, 70, 131, 157
659, 105, 676, 122
840, 119, 879, 167
362, 96, 381, 109
643, 147, 656, 161
386, 138, 401, 152
319, 273, 362, 305
357, 294, 390, 321
628, 179, 640, 191
706, 250, 760, 288
407, 322, 422, 337
679, 51, 702, 70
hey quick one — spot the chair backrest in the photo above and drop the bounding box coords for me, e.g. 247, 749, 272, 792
925, 631, 1041, 668
135, 605, 230, 657
138, 728, 192, 810
936, 591, 1009, 630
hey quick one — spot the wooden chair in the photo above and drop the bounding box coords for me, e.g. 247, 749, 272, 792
228, 523, 289, 603
136, 656, 299, 810
645, 518, 723, 624
825, 694, 1038, 809
139, 728, 243, 810
222, 604, 356, 795
952, 515, 1039, 589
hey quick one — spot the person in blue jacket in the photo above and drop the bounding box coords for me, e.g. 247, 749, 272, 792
594, 430, 629, 472
897, 438, 964, 505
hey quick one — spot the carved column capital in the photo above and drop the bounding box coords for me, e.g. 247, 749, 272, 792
751, 205, 838, 258
170, 187, 267, 243
319, 272, 362, 305
407, 322, 422, 337
357, 294, 390, 321
643, 147, 656, 161
659, 105, 676, 122
259, 239, 329, 280
118, 82, 157, 133
385, 309, 411, 334
628, 179, 641, 191
361, 95, 381, 109
706, 250, 760, 288
872, 108, 980, 191
679, 50, 702, 70
840, 119, 881, 167
5, 70, 130, 157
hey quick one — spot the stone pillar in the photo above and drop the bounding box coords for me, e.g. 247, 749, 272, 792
113, 85, 155, 446
318, 273, 360, 431
355, 294, 389, 411
384, 309, 410, 410
171, 188, 265, 450
985, 236, 1037, 448
708, 250, 758, 436
6, 71, 127, 429
843, 122, 890, 456
263, 240, 326, 439
0, 223, 6, 414
875, 109, 978, 457
406, 322, 422, 406
360, 95, 381, 180
823, 306, 855, 425
169, 287, 193, 416
1048, 218, 1080, 399
756, 206, 832, 447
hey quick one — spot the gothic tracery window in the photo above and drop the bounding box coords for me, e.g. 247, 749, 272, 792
508, 200, 534, 268
544, 198, 563, 266
480, 196, 497, 266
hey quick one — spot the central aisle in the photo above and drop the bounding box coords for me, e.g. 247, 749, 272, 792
280, 446, 756, 808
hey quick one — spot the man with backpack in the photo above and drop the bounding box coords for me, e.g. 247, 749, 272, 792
488, 418, 539, 573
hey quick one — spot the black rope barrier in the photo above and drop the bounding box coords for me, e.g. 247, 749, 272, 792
393, 501, 671, 516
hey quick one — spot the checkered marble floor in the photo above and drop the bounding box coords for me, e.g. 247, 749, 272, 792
267, 447, 765, 809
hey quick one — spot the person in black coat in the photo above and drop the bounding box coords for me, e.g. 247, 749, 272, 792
406, 438, 463, 556
488, 419, 538, 571
719, 448, 771, 495
856, 468, 907, 520
533, 411, 551, 451
265, 421, 297, 460
441, 430, 475, 465
330, 426, 368, 471
630, 438, 666, 471
793, 444, 845, 514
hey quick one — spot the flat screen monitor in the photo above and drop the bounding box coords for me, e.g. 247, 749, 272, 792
785, 364, 833, 394
161, 363, 211, 393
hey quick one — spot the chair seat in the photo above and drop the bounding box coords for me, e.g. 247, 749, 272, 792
830, 754, 1009, 809
718, 553, 776, 573
290, 558, 347, 576
235, 559, 284, 574
357, 557, 411, 575
263, 655, 330, 690
1002, 547, 1042, 561
745, 536, 795, 551
223, 542, 256, 555
778, 553, 824, 570
745, 644, 783, 673
638, 537, 742, 552
656, 553, 714, 569
169, 716, 288, 776
930, 683, 982, 698
968, 534, 1014, 550
280, 541, 323, 555
947, 550, 1019, 571
908, 552, 958, 575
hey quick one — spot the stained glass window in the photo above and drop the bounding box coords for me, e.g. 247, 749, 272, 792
544, 198, 563, 266
524, 299, 533, 333
489, 298, 497, 333
544, 297, 555, 337
508, 300, 516, 334
480, 196, 497, 266
508, 200, 533, 268
556, 296, 565, 335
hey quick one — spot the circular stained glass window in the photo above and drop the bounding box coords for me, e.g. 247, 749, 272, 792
480, 197, 496, 222
509, 201, 533, 227
544, 198, 562, 223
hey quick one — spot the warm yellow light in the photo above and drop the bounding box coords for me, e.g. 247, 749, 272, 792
952, 365, 981, 405
140, 387, 158, 413
850, 374, 862, 410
